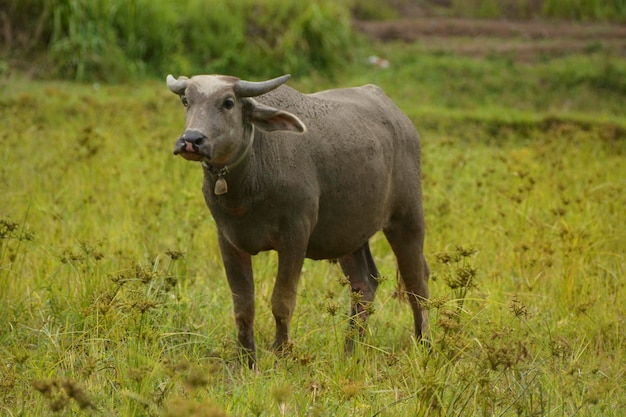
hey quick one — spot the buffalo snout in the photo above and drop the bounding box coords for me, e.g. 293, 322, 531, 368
173, 130, 207, 156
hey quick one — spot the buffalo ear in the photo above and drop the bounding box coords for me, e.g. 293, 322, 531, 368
246, 99, 307, 134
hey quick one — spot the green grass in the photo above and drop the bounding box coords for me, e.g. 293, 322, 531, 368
1, 47, 625, 416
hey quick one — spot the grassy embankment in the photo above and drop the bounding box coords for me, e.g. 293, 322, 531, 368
1, 40, 625, 416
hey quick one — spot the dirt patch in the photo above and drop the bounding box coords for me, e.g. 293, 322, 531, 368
355, 18, 626, 60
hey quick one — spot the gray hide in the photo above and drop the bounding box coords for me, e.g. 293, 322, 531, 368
166, 74, 429, 366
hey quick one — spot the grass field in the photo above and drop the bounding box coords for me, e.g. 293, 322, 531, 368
1, 36, 625, 416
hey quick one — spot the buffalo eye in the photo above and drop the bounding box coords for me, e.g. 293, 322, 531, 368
222, 97, 235, 110
181, 96, 189, 107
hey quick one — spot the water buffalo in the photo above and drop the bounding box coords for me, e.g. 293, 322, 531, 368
166, 73, 429, 366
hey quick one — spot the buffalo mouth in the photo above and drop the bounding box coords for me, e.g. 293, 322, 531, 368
173, 137, 211, 161
176, 151, 205, 161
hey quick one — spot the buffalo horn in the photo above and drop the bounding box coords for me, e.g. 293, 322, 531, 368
235, 74, 291, 97
166, 74, 190, 95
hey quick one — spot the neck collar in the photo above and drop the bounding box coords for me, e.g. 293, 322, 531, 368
202, 125, 255, 195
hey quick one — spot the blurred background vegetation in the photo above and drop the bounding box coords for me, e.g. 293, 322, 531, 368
1, 2, 625, 415
1, 0, 625, 82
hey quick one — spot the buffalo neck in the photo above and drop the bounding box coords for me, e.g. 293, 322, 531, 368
202, 125, 256, 196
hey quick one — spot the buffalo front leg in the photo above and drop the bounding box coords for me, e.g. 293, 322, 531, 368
217, 231, 256, 367
339, 242, 380, 350
271, 245, 307, 352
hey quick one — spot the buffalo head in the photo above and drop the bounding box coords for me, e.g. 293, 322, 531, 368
166, 74, 306, 165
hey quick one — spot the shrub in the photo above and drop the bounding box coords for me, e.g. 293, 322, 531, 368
542, 0, 626, 21
161, 0, 355, 79
2, 0, 355, 82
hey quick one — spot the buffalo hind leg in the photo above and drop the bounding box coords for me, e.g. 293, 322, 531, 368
339, 242, 380, 351
383, 222, 429, 341
271, 245, 307, 353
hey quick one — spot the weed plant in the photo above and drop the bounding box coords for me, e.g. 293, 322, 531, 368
1, 47, 625, 415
